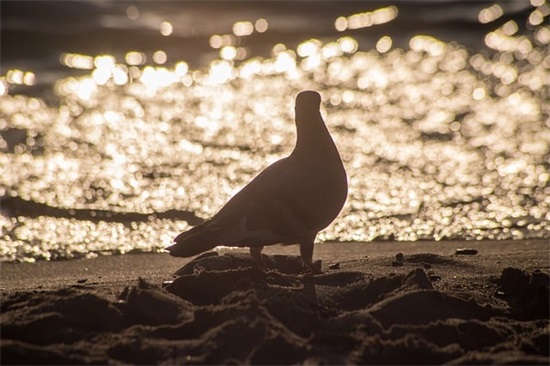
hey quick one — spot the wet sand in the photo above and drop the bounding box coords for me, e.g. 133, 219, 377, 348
1, 240, 549, 364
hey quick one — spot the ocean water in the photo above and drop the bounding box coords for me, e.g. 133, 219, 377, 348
1, 1, 549, 262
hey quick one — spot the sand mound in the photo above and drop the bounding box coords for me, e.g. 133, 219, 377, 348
1, 252, 548, 364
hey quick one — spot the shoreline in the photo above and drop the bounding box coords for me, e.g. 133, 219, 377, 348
1, 239, 548, 293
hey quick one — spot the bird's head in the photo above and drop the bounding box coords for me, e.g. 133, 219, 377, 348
295, 90, 321, 120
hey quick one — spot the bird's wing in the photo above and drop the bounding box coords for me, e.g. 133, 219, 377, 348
207, 157, 319, 245
168, 157, 315, 257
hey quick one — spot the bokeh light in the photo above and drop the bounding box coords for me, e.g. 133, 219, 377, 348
233, 21, 254, 36
125, 51, 146, 66
160, 21, 173, 36
255, 18, 269, 33
126, 5, 139, 20
336, 6, 398, 31
153, 50, 167, 64
1, 3, 549, 262
376, 36, 393, 53
478, 4, 503, 24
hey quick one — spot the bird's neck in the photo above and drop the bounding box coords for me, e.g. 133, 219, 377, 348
292, 111, 340, 161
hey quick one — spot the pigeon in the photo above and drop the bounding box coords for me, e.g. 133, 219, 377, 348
167, 90, 347, 272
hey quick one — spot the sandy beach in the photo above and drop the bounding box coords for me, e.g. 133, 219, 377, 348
1, 239, 548, 364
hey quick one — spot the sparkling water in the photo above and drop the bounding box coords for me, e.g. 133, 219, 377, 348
1, 2, 549, 261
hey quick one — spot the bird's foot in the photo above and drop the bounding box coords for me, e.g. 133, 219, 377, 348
302, 259, 322, 274
300, 241, 321, 274
250, 246, 267, 272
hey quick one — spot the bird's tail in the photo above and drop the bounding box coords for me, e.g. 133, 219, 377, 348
166, 223, 221, 257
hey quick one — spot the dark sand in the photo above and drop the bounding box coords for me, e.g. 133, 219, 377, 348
1, 240, 549, 365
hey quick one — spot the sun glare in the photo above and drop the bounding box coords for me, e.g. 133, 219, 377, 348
2, 3, 549, 261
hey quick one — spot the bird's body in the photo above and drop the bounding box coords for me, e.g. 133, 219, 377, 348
167, 90, 347, 271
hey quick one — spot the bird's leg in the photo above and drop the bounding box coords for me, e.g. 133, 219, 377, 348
250, 246, 267, 271
300, 241, 321, 274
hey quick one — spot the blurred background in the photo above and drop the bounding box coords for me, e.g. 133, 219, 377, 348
1, 0, 549, 262
0, 1, 539, 92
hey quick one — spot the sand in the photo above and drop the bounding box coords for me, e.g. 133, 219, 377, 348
1, 240, 549, 365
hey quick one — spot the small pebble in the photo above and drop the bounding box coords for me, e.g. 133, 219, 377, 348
329, 263, 340, 270
455, 248, 478, 255
76, 278, 88, 284
392, 252, 404, 266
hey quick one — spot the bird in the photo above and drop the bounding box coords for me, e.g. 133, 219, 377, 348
167, 90, 347, 272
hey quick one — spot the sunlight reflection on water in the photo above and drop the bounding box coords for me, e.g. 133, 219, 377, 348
1, 6, 549, 262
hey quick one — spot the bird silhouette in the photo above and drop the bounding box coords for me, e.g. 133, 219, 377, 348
167, 90, 347, 272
